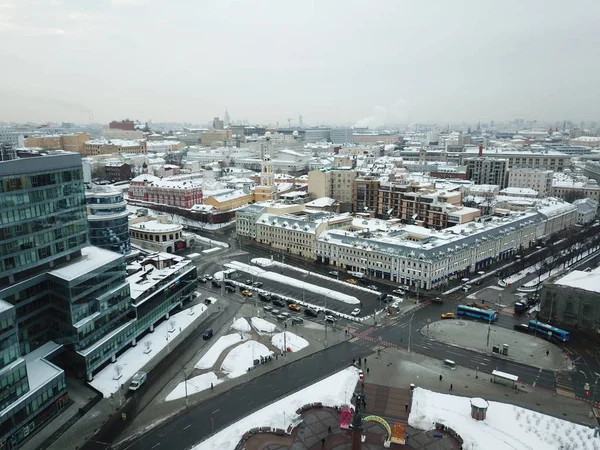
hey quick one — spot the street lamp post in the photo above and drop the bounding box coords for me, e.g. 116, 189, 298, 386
184, 370, 189, 408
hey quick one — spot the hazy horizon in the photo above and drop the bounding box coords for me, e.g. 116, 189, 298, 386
1, 0, 599, 126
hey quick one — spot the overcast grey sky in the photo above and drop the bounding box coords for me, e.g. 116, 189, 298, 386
1, 0, 599, 126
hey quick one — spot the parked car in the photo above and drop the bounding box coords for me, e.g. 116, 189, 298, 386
381, 295, 394, 304
270, 309, 281, 317
204, 274, 213, 281
288, 303, 301, 312
252, 281, 263, 288
304, 308, 318, 317
198, 277, 207, 283
224, 286, 236, 293
244, 279, 252, 285
241, 290, 253, 297
258, 292, 271, 302
224, 280, 234, 287
328, 271, 339, 277
441, 312, 455, 319
272, 298, 286, 307
211, 279, 221, 288
325, 314, 337, 323
202, 328, 214, 340
291, 317, 304, 325
392, 289, 405, 295
346, 278, 357, 285
263, 305, 274, 313
431, 297, 443, 304
367, 285, 378, 291
351, 308, 361, 316
276, 314, 288, 322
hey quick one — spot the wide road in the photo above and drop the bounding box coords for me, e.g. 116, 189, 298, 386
118, 341, 373, 450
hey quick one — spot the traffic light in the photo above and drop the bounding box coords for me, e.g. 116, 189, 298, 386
584, 383, 590, 397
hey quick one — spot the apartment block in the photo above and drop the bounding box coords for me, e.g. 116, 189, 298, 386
465, 157, 509, 189
353, 177, 380, 213
308, 168, 357, 212
507, 168, 553, 197
84, 139, 147, 156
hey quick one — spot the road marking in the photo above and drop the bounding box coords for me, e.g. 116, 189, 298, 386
212, 409, 220, 414
183, 425, 192, 430
266, 384, 272, 387
151, 443, 161, 449
248, 401, 255, 405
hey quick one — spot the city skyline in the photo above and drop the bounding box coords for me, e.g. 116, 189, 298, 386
1, 0, 599, 125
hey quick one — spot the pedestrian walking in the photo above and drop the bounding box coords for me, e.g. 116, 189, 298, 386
328, 425, 332, 433
405, 404, 408, 412
364, 358, 367, 365
367, 367, 370, 375
450, 383, 453, 391
210, 383, 213, 390
546, 350, 549, 357
439, 374, 443, 381
322, 437, 325, 447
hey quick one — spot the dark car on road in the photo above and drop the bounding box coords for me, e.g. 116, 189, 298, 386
224, 285, 236, 293
211, 279, 221, 288
272, 298, 286, 307
202, 329, 213, 340
258, 292, 271, 302
198, 277, 207, 283
304, 308, 318, 317
291, 317, 304, 325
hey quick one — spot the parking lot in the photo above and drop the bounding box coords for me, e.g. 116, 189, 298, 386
222, 262, 387, 316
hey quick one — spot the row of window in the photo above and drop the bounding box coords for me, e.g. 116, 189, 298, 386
0, 169, 82, 193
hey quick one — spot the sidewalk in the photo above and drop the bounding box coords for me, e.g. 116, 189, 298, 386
420, 319, 570, 371
28, 298, 233, 450
362, 346, 595, 427
120, 304, 350, 442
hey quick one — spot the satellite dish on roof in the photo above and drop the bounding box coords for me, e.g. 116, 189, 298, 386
412, 213, 418, 220
387, 208, 393, 216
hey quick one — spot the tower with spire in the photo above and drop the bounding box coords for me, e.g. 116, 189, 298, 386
223, 108, 231, 127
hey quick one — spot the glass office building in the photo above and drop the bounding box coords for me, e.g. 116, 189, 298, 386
86, 187, 131, 255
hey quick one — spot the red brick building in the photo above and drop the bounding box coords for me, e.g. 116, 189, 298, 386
109, 120, 135, 131
128, 174, 203, 209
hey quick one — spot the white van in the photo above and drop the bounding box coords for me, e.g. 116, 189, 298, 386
129, 371, 147, 391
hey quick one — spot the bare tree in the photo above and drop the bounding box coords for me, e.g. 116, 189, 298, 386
113, 364, 123, 380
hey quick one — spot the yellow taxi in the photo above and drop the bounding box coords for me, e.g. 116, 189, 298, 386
241, 290, 253, 297
441, 312, 455, 319
288, 304, 301, 312
346, 278, 357, 285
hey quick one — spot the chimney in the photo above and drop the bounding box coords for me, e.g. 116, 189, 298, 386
478, 144, 483, 157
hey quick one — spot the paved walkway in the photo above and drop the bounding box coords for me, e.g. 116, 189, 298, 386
242, 406, 462, 450
421, 318, 570, 371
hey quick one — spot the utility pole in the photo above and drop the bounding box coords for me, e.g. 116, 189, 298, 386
408, 313, 415, 353
184, 371, 189, 408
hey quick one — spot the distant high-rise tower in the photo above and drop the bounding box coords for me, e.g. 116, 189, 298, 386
224, 108, 231, 127
213, 117, 224, 130
299, 114, 304, 128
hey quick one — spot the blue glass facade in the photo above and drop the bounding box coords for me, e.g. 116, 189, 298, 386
86, 188, 131, 254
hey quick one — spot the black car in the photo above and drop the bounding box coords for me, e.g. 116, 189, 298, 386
198, 277, 207, 283
272, 298, 286, 307
224, 280, 234, 287
304, 308, 318, 317
225, 286, 236, 293
258, 292, 271, 302
202, 329, 213, 340
211, 280, 222, 288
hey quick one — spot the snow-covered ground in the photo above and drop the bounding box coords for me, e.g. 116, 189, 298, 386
409, 387, 597, 450
221, 340, 273, 378
193, 367, 360, 450
252, 258, 379, 294
271, 332, 309, 353
226, 261, 360, 305
90, 306, 208, 398
166, 372, 222, 401
195, 334, 247, 370
231, 317, 251, 332
251, 317, 276, 333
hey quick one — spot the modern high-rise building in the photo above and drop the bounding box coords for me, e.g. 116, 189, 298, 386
464, 157, 509, 189
86, 187, 131, 254
0, 152, 197, 448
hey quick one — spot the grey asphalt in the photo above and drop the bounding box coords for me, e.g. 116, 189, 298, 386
116, 341, 373, 450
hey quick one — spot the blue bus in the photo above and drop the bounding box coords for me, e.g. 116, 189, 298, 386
457, 305, 497, 322
528, 320, 570, 342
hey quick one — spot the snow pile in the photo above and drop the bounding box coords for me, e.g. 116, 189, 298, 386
89, 306, 207, 398
231, 318, 251, 333
228, 261, 360, 305
166, 372, 222, 401
271, 332, 309, 353
251, 317, 276, 333
195, 334, 246, 370
194, 367, 360, 450
409, 387, 597, 450
221, 341, 273, 378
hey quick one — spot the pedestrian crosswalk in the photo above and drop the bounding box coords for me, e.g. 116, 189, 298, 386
497, 307, 518, 318
555, 372, 576, 399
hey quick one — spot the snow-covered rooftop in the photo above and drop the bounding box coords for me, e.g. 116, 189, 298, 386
1, 341, 63, 417
129, 219, 182, 232
50, 246, 123, 281
305, 197, 337, 207
554, 266, 600, 293
86, 138, 144, 147
0, 299, 13, 314
128, 253, 195, 301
